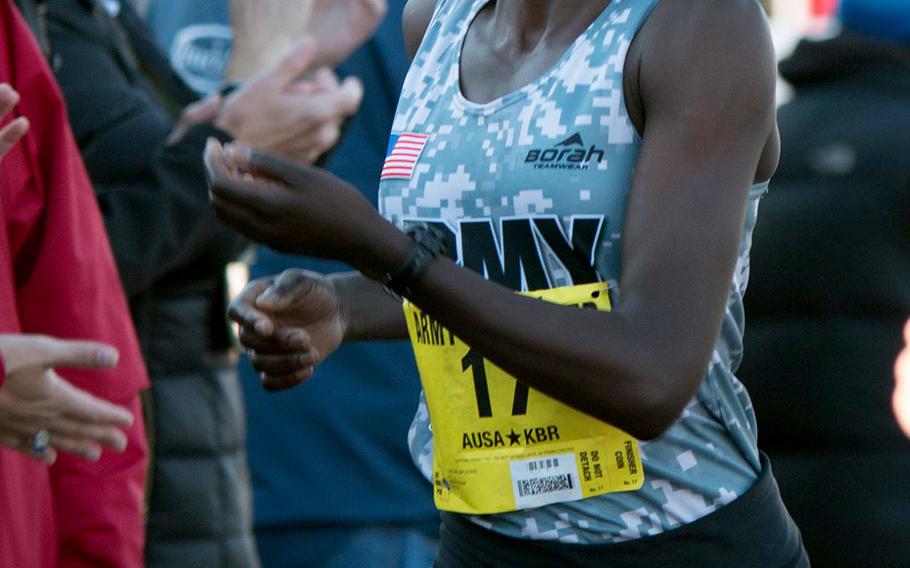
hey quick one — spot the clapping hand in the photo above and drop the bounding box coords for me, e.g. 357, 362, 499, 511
0, 335, 135, 465
217, 39, 363, 164
204, 139, 394, 269
228, 270, 345, 391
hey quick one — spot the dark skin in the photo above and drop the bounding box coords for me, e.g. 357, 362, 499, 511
458, 1, 618, 104
207, 0, 779, 440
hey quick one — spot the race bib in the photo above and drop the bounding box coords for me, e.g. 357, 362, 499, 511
404, 283, 644, 515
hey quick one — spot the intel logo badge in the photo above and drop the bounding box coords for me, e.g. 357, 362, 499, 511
169, 24, 233, 95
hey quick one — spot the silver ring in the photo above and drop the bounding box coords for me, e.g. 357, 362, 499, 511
31, 429, 51, 454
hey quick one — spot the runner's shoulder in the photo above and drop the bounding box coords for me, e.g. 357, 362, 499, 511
639, 0, 775, 72
647, 0, 771, 33
634, 0, 776, 121
403, 0, 439, 59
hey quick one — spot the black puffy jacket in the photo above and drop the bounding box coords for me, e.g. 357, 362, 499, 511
44, 1, 257, 566
738, 30, 910, 567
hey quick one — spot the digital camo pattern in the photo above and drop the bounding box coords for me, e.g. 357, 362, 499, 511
380, 0, 766, 543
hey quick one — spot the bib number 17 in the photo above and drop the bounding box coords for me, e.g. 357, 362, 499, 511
461, 348, 529, 418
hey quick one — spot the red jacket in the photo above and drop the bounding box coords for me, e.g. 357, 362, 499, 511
0, 1, 149, 566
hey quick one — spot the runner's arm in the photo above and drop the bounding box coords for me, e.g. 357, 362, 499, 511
331, 272, 409, 340
212, 0, 776, 440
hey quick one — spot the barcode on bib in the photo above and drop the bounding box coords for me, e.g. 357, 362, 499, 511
516, 474, 574, 497
510, 453, 582, 510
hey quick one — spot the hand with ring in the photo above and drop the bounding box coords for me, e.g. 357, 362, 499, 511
0, 334, 136, 465
31, 428, 51, 454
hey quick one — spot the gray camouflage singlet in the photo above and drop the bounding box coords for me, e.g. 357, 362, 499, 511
378, 0, 768, 543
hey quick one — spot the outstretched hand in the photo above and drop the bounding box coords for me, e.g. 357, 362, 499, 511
229, 270, 345, 391
0, 84, 29, 161
0, 335, 135, 464
204, 139, 408, 277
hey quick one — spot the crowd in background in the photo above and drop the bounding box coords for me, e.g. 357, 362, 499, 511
738, 3, 910, 564
0, 0, 907, 567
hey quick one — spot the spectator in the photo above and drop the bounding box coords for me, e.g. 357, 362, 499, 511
738, 0, 910, 565
38, 0, 359, 565
147, 1, 440, 566
0, 1, 149, 565
1, 91, 136, 465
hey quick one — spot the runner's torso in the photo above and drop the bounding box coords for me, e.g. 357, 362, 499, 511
380, 0, 767, 543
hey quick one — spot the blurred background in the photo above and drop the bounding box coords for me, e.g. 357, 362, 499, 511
747, 1, 910, 567
2, 0, 905, 567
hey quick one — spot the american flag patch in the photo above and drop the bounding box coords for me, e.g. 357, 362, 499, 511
380, 132, 429, 181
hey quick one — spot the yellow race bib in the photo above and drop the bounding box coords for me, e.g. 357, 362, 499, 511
404, 282, 644, 515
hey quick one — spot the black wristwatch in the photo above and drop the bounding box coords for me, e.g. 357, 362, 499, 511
382, 223, 449, 299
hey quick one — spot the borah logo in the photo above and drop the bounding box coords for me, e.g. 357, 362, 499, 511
525, 133, 605, 171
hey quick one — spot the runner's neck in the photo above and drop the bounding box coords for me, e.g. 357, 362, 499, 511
485, 0, 611, 54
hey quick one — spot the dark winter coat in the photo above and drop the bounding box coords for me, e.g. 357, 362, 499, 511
738, 29, 910, 567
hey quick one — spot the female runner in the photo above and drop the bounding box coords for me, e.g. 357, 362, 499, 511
205, 0, 809, 565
